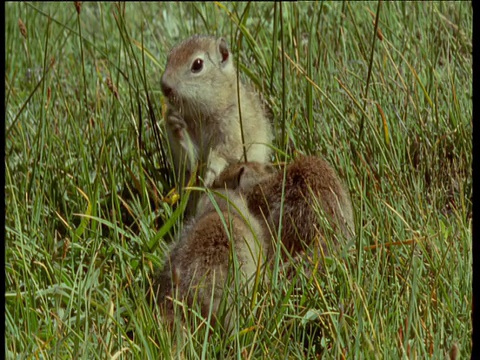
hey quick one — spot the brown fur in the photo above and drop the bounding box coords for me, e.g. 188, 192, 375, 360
213, 155, 355, 258
151, 189, 267, 328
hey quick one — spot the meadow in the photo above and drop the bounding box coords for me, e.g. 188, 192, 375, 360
5, 2, 472, 358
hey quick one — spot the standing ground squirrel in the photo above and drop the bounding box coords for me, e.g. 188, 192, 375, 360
161, 35, 273, 187
151, 189, 268, 328
212, 155, 355, 257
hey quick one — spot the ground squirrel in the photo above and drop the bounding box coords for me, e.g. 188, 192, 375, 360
161, 35, 273, 187
151, 189, 268, 328
212, 155, 355, 258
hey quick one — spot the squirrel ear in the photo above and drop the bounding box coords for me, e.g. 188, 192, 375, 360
234, 166, 246, 188
217, 37, 229, 64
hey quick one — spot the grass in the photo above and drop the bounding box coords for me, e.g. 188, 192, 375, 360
5, 2, 472, 358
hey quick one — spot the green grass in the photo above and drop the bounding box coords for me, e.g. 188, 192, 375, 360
5, 2, 472, 358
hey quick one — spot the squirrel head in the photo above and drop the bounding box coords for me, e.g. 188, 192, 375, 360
161, 35, 237, 117
212, 162, 277, 192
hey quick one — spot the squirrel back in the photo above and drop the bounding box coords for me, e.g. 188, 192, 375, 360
151, 189, 268, 328
212, 155, 355, 257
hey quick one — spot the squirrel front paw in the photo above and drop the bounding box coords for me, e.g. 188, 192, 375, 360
203, 155, 229, 187
166, 110, 187, 140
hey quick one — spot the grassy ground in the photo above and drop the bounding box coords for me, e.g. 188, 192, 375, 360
5, 2, 472, 358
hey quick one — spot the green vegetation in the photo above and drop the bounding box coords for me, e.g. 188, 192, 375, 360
5, 2, 472, 358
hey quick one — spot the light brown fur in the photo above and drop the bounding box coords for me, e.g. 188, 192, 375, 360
161, 35, 273, 187
151, 189, 267, 328
212, 155, 355, 258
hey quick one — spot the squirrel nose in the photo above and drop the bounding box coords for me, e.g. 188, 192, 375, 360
161, 77, 172, 98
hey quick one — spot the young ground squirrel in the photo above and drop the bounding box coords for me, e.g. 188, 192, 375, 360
151, 189, 268, 328
161, 35, 273, 187
212, 155, 355, 258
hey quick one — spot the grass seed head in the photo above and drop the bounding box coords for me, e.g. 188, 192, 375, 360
18, 18, 27, 39
74, 2, 82, 14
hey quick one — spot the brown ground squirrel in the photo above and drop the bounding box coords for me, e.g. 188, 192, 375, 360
212, 155, 355, 258
151, 189, 268, 328
161, 35, 273, 187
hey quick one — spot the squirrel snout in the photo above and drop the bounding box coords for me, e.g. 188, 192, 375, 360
161, 77, 173, 98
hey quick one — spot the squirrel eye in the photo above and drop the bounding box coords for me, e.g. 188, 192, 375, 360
191, 58, 204, 73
